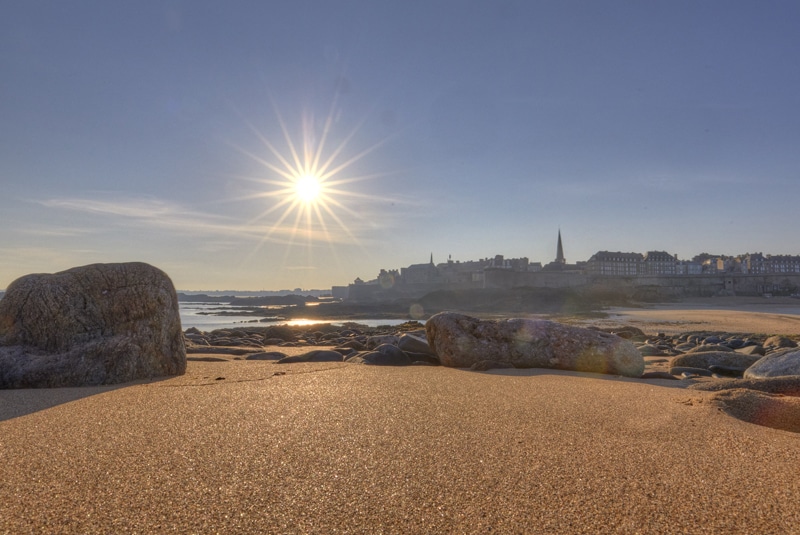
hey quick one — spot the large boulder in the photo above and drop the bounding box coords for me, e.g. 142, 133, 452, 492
425, 312, 644, 377
0, 262, 186, 388
744, 349, 800, 379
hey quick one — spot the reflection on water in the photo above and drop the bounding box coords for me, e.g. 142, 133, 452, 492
179, 302, 414, 331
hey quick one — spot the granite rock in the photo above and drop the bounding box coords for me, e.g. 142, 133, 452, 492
425, 312, 644, 377
0, 262, 186, 388
744, 349, 800, 379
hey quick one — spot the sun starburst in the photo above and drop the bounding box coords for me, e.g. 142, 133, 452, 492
230, 99, 390, 261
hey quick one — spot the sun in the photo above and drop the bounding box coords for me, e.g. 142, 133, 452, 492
295, 174, 322, 204
230, 101, 390, 254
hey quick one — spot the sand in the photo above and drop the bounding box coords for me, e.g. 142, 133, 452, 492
577, 296, 800, 336
2, 300, 800, 534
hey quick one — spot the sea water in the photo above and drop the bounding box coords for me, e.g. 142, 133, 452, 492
178, 302, 415, 331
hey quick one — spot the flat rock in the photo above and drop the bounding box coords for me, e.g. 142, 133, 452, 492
425, 312, 644, 377
0, 262, 186, 388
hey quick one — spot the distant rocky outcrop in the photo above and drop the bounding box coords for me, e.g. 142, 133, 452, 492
0, 262, 186, 388
425, 312, 644, 377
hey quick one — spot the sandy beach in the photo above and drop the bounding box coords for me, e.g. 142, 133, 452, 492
576, 296, 800, 336
2, 300, 800, 534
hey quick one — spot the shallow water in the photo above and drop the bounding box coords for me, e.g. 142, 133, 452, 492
178, 302, 415, 331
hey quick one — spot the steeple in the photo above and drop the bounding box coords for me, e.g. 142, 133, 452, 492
556, 229, 566, 264
430, 252, 434, 265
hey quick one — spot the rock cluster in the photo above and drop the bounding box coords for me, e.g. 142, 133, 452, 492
184, 315, 800, 385
184, 322, 437, 366
615, 328, 800, 382
0, 263, 186, 388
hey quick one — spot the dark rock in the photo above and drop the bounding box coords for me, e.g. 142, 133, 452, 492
346, 349, 411, 366
246, 351, 288, 361
671, 352, 761, 371
744, 349, 800, 379
403, 351, 440, 365
366, 335, 399, 349
263, 325, 296, 342
0, 262, 186, 388
338, 340, 367, 351
397, 334, 435, 355
277, 350, 344, 363
708, 365, 748, 378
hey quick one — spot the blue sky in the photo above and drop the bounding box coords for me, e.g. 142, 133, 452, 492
2, 1, 799, 290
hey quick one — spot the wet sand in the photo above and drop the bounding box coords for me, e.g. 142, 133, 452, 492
580, 296, 800, 336
2, 302, 800, 533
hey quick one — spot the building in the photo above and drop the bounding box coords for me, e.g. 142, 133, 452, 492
586, 251, 643, 276
766, 254, 800, 273
400, 254, 440, 284
642, 251, 678, 275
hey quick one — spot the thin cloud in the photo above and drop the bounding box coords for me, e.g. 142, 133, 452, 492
34, 195, 359, 245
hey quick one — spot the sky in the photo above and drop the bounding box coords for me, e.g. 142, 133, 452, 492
2, 1, 800, 291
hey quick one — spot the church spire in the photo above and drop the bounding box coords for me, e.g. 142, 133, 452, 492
556, 229, 566, 264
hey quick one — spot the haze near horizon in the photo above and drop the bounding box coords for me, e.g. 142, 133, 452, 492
2, 1, 799, 291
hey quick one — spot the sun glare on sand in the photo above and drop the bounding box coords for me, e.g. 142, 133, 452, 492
232, 103, 388, 253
